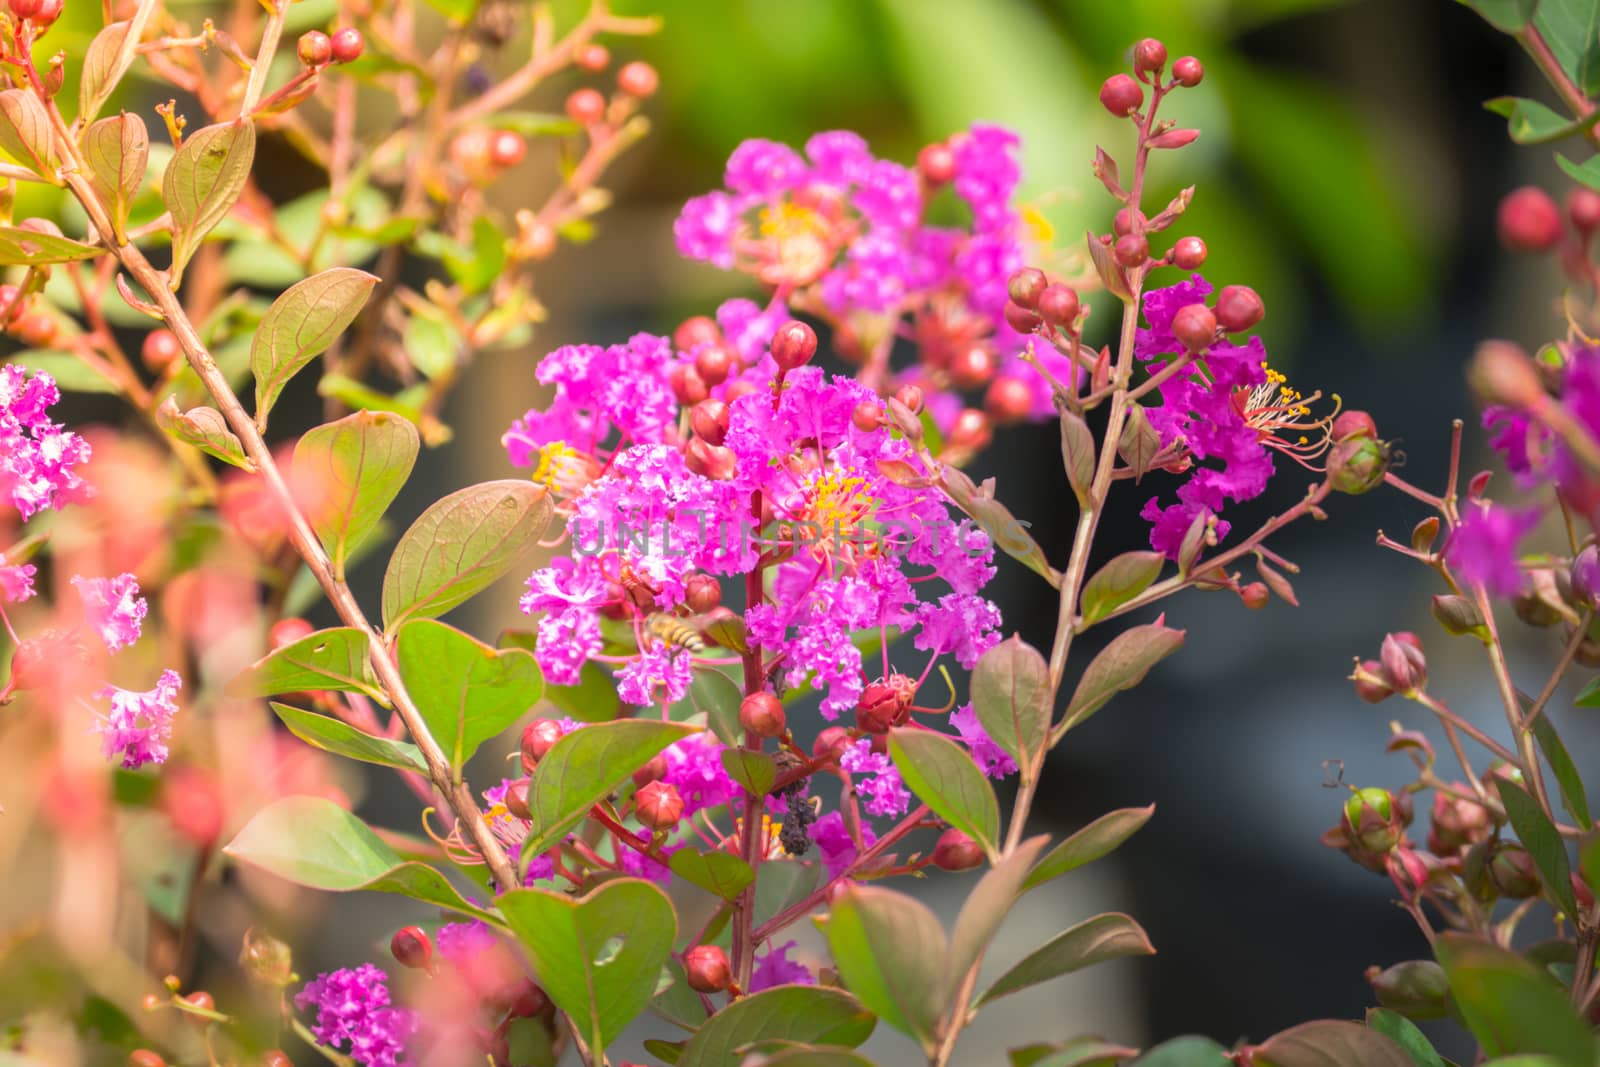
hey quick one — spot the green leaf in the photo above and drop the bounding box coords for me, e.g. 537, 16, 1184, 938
748, 1051, 876, 1067
269, 702, 425, 773
677, 986, 875, 1067
5, 351, 118, 393
1023, 806, 1155, 893
977, 913, 1153, 1006
495, 111, 583, 137
1484, 96, 1599, 144
1536, 0, 1600, 96
720, 748, 776, 797
498, 880, 676, 1058
395, 619, 542, 779
1056, 623, 1185, 738
155, 397, 251, 470
946, 836, 1051, 1001
1367, 960, 1451, 1020
1557, 152, 1600, 193
520, 719, 697, 858
226, 626, 381, 701
382, 480, 553, 630
1498, 780, 1579, 918
1010, 1039, 1136, 1067
294, 410, 419, 578
1530, 714, 1592, 827
1366, 1009, 1447, 1067
538, 658, 622, 723
0, 89, 57, 181
650, 957, 708, 1032
824, 883, 946, 1053
1081, 552, 1164, 626
1127, 1037, 1230, 1067
0, 227, 102, 265
1580, 833, 1600, 904
82, 113, 148, 235
670, 665, 745, 746
667, 849, 754, 901
250, 268, 379, 425
1434, 933, 1597, 1065
971, 636, 1051, 781
1060, 410, 1095, 507
223, 795, 496, 921
165, 121, 256, 281
1254, 1020, 1416, 1067
79, 21, 133, 126
1461, 0, 1539, 32
1117, 404, 1162, 481
418, 0, 479, 25
888, 727, 1001, 859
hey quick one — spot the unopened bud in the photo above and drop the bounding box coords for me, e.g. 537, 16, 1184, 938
1037, 284, 1080, 329
1380, 631, 1426, 693
1488, 842, 1541, 898
1428, 787, 1490, 854
1214, 285, 1264, 333
298, 30, 332, 67
1113, 233, 1149, 268
1172, 56, 1203, 87
565, 88, 606, 126
1327, 435, 1390, 495
933, 828, 985, 871
985, 376, 1035, 426
1469, 340, 1545, 408
269, 617, 315, 649
669, 362, 709, 406
520, 718, 563, 772
949, 345, 997, 390
507, 978, 551, 1019
1331, 410, 1376, 441
1006, 268, 1047, 309
948, 409, 992, 453
1099, 73, 1143, 117
685, 574, 721, 613
1575, 546, 1600, 608
617, 61, 658, 98
1172, 235, 1206, 270
1003, 302, 1043, 334
694, 344, 736, 387
894, 384, 924, 414
1570, 188, 1600, 235
684, 945, 731, 992
1497, 186, 1562, 253
685, 438, 737, 480
1343, 787, 1402, 853
129, 1052, 167, 1067
1133, 37, 1167, 74
1171, 304, 1216, 352
503, 778, 532, 820
238, 927, 294, 987
770, 320, 817, 371
1240, 582, 1269, 609
812, 725, 850, 764
635, 780, 684, 830
916, 142, 955, 185
329, 27, 364, 63
739, 691, 785, 738
674, 315, 721, 351
391, 926, 433, 971
632, 754, 667, 788
852, 401, 884, 432
690, 399, 730, 446
1366, 960, 1449, 1020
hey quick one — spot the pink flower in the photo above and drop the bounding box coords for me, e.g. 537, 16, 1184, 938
1446, 505, 1539, 597
0, 562, 35, 602
95, 668, 181, 769
749, 940, 816, 992
0, 366, 92, 519
294, 964, 416, 1067
951, 703, 1018, 779
840, 739, 910, 817
72, 573, 146, 653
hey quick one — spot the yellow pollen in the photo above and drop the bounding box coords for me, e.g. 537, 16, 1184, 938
759, 202, 827, 242
808, 471, 876, 531
530, 441, 579, 490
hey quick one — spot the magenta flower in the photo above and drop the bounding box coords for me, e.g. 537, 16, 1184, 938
94, 669, 181, 769
435, 921, 496, 965
750, 940, 816, 992
812, 811, 876, 879
0, 562, 35, 602
951, 703, 1019, 779
1445, 505, 1539, 597
72, 573, 147, 654
0, 366, 91, 519
840, 739, 910, 818
294, 964, 416, 1067
662, 733, 740, 817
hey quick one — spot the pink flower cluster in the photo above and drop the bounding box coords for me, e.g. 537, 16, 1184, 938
0, 366, 90, 519
294, 964, 416, 1067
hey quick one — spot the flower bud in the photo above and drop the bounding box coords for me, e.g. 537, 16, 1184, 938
985, 376, 1034, 426
947, 345, 994, 391
1003, 302, 1043, 334
142, 328, 182, 372
632, 754, 667, 788
770, 320, 818, 371
1172, 236, 1207, 270
1172, 56, 1203, 87
617, 61, 658, 98
238, 927, 294, 987
1326, 435, 1390, 495
1343, 787, 1403, 853
1468, 340, 1544, 409
812, 725, 850, 764
690, 399, 730, 446
183, 991, 216, 1023
391, 926, 433, 971
161, 766, 224, 847
1387, 846, 1432, 898
1037, 284, 1080, 329
1497, 186, 1562, 252
297, 30, 332, 67
674, 315, 721, 351
1331, 410, 1376, 441
1171, 304, 1216, 352
1134, 37, 1167, 74
129, 1052, 167, 1067
916, 142, 956, 184
1240, 581, 1269, 610
8, 0, 41, 19
329, 27, 364, 63
669, 362, 709, 406
949, 409, 992, 453
852, 401, 884, 432
933, 827, 985, 871
695, 343, 736, 386
576, 43, 610, 71
1113, 233, 1149, 268
1428, 787, 1490, 855
894, 384, 924, 414
685, 574, 721, 614
520, 718, 563, 772
490, 131, 525, 169
503, 778, 532, 820
1380, 631, 1426, 693
1570, 188, 1600, 234
269, 617, 315, 649
1099, 74, 1143, 117
1006, 268, 1047, 309
1351, 659, 1393, 703
685, 438, 737, 480
1573, 545, 1600, 608
565, 88, 606, 126
1365, 960, 1450, 1020
507, 978, 551, 1018
739, 691, 785, 738
856, 684, 904, 734
635, 781, 684, 830
684, 945, 731, 992
1113, 208, 1144, 236
1214, 285, 1264, 332
1488, 842, 1541, 898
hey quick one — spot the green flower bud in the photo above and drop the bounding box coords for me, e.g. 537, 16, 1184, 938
1327, 435, 1391, 495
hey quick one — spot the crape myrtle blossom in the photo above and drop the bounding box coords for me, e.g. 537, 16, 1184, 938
0, 366, 91, 519
72, 573, 147, 653
94, 669, 181, 769
0, 562, 34, 603
1445, 503, 1539, 597
294, 964, 416, 1067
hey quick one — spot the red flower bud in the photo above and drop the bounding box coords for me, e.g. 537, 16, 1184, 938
894, 384, 924, 414
1468, 339, 1545, 409
489, 130, 526, 169
329, 28, 364, 64
852, 401, 884, 432
297, 30, 332, 67
1380, 631, 1427, 693
1172, 56, 1203, 87
812, 725, 850, 764
1171, 304, 1216, 352
507, 978, 551, 1018
161, 766, 224, 847
129, 1052, 167, 1067
683, 945, 731, 992
635, 781, 684, 830
685, 573, 721, 613
1331, 410, 1377, 441
770, 320, 818, 371
916, 142, 956, 184
1037, 284, 1080, 330
1113, 234, 1149, 268
1497, 186, 1562, 253
632, 753, 667, 788
674, 315, 721, 351
1428, 787, 1490, 854
8, 0, 41, 19
739, 692, 786, 738
1214, 285, 1264, 333
1006, 268, 1047, 309
695, 343, 736, 386
503, 778, 532, 820
1570, 188, 1600, 234
1351, 659, 1393, 703
575, 43, 610, 71
520, 718, 563, 772
391, 926, 433, 970
985, 376, 1034, 426
933, 828, 985, 871
949, 345, 997, 390
1488, 842, 1541, 898
1573, 545, 1600, 608
269, 617, 315, 649
1133, 38, 1167, 74
565, 88, 606, 126
685, 437, 737, 480
949, 408, 992, 453
1343, 787, 1402, 853
142, 328, 182, 372
669, 362, 709, 406
262, 1052, 292, 1067
1003, 302, 1043, 334
1240, 582, 1269, 610
1327, 435, 1391, 495
1099, 73, 1143, 117
1171, 236, 1207, 270
690, 399, 730, 446
1113, 208, 1144, 236
617, 61, 658, 98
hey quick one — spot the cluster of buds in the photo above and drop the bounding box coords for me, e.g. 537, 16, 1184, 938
1349, 631, 1427, 702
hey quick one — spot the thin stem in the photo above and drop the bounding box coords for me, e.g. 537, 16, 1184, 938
1473, 585, 1555, 819
1521, 608, 1593, 730
238, 0, 286, 116
1515, 24, 1600, 150
1411, 692, 1520, 767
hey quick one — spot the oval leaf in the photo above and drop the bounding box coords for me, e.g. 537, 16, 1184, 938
156, 397, 251, 470
0, 89, 57, 181
977, 912, 1153, 1006
79, 22, 133, 126
269, 702, 426, 773
251, 268, 379, 425
382, 479, 552, 630
1057, 623, 1185, 738
1060, 410, 1095, 507
667, 849, 754, 902
1254, 1020, 1417, 1067
165, 121, 255, 280
1081, 552, 1163, 626
888, 727, 1001, 859
520, 719, 697, 859
1128, 1037, 1230, 1067
1023, 806, 1155, 893
82, 112, 148, 235
678, 985, 876, 1067
824, 883, 947, 1052
294, 410, 419, 577
498, 881, 676, 1058
720, 748, 776, 797
395, 618, 543, 778
971, 636, 1051, 781
1365, 1008, 1447, 1067
1434, 933, 1597, 1066
223, 795, 495, 920
1498, 780, 1579, 920
0, 227, 102, 265
225, 626, 381, 701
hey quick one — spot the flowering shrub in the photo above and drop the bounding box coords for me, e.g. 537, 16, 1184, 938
4, 0, 1600, 1065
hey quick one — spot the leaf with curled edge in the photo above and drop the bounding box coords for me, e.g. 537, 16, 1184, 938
0, 90, 58, 182
1085, 231, 1130, 301
82, 113, 148, 238
156, 397, 252, 470
1060, 410, 1095, 506
1117, 404, 1161, 480
0, 227, 101, 265
165, 120, 255, 282
293, 410, 418, 579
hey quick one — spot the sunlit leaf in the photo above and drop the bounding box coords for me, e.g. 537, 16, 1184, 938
269, 702, 426, 774
888, 727, 1001, 858
977, 913, 1153, 1005
294, 410, 419, 578
251, 268, 379, 426
226, 626, 381, 702
677, 985, 876, 1067
165, 121, 256, 280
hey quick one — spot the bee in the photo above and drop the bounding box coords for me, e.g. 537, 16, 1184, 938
645, 613, 706, 655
